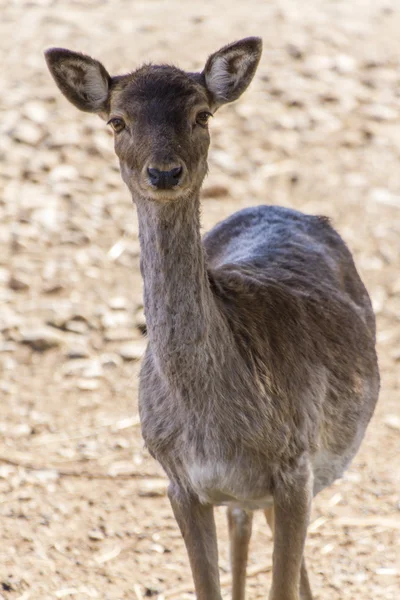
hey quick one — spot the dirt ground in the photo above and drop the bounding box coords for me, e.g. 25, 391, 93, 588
0, 0, 399, 598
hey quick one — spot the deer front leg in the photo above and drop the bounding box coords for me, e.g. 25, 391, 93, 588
269, 462, 313, 600
168, 483, 222, 600
227, 507, 253, 600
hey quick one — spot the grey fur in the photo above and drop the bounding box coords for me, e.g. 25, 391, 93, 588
45, 37, 379, 600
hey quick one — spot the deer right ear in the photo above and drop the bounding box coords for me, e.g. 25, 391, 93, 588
45, 48, 111, 115
203, 37, 262, 109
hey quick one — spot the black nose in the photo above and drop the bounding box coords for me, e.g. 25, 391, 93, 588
147, 166, 183, 190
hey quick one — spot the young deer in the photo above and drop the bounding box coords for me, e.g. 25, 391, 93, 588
45, 38, 379, 600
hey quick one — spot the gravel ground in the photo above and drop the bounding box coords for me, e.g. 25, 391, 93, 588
0, 1, 399, 599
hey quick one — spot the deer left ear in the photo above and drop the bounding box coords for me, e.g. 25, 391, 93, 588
45, 48, 111, 115
203, 37, 262, 108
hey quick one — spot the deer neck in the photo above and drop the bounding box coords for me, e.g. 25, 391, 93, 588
135, 192, 223, 385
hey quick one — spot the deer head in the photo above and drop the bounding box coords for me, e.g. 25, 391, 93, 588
45, 38, 262, 202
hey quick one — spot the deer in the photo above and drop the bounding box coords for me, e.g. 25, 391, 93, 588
45, 37, 379, 600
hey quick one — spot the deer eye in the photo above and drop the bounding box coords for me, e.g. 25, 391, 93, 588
107, 117, 126, 133
195, 111, 212, 128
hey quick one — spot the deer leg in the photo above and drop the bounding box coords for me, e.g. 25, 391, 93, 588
299, 561, 313, 600
268, 466, 313, 600
264, 506, 313, 600
227, 507, 253, 600
168, 483, 222, 600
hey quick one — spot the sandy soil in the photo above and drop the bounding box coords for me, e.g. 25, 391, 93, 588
0, 1, 399, 598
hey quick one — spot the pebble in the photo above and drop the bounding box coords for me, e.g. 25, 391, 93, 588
76, 379, 100, 391
64, 319, 88, 335
135, 308, 147, 334
138, 479, 168, 498
0, 342, 17, 353
104, 328, 134, 342
65, 344, 91, 360
202, 183, 230, 199
12, 121, 43, 146
334, 54, 357, 74
383, 414, 400, 430
32, 206, 60, 232
23, 101, 48, 124
369, 188, 400, 208
109, 296, 129, 310
20, 327, 64, 351
101, 311, 133, 329
48, 164, 78, 183
209, 149, 239, 174
62, 359, 103, 378
362, 104, 398, 121
118, 340, 147, 361
88, 529, 105, 541
100, 353, 123, 368
8, 275, 30, 291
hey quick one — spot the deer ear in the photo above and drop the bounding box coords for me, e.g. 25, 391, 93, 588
45, 48, 111, 114
203, 37, 262, 108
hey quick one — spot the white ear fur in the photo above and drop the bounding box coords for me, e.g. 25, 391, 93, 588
205, 52, 254, 102
203, 37, 262, 106
59, 60, 108, 108
45, 48, 111, 114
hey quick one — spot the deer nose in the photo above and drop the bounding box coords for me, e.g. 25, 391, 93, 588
147, 166, 183, 190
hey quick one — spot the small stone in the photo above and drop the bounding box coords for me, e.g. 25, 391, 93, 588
383, 414, 400, 430
369, 188, 400, 208
0, 309, 21, 332
65, 344, 91, 360
62, 359, 102, 378
371, 287, 386, 315
33, 206, 60, 232
109, 297, 128, 310
20, 327, 64, 351
101, 311, 133, 329
150, 543, 165, 554
135, 308, 147, 335
76, 379, 99, 391
31, 469, 59, 483
48, 164, 78, 183
88, 529, 105, 541
8, 275, 30, 291
100, 353, 122, 368
138, 479, 168, 498
0, 342, 17, 353
104, 328, 134, 342
334, 54, 357, 74
118, 340, 147, 361
363, 104, 398, 121
286, 43, 304, 60
65, 319, 88, 335
302, 54, 332, 75
42, 282, 65, 295
12, 121, 43, 145
23, 101, 48, 124
202, 183, 230, 199
10, 424, 31, 437
209, 149, 238, 174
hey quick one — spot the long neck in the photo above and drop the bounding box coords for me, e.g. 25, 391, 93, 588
135, 192, 223, 385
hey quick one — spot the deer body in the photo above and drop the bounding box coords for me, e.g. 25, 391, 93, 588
139, 202, 377, 503
46, 38, 379, 600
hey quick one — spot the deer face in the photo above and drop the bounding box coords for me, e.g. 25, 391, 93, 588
108, 67, 212, 201
45, 38, 262, 202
